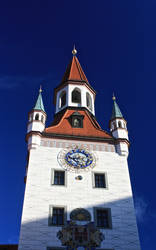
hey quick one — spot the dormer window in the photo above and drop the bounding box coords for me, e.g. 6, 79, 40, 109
73, 118, 81, 128
59, 91, 66, 108
69, 111, 84, 128
86, 93, 92, 111
72, 88, 81, 104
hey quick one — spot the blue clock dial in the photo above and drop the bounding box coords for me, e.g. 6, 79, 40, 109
65, 148, 93, 169
58, 146, 96, 172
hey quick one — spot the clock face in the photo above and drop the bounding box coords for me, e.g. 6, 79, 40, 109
58, 146, 96, 172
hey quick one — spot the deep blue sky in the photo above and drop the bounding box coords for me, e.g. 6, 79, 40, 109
0, 0, 155, 249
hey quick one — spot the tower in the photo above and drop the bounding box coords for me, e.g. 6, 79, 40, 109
19, 49, 141, 250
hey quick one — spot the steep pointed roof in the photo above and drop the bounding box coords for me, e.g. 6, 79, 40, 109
111, 97, 123, 119
61, 55, 89, 83
54, 51, 96, 105
34, 88, 45, 112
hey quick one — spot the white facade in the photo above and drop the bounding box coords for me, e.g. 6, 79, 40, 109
19, 138, 140, 250
55, 84, 95, 115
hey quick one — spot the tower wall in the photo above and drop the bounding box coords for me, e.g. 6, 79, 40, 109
19, 138, 140, 250
55, 84, 95, 115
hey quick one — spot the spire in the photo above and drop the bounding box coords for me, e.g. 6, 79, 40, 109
111, 94, 123, 119
61, 50, 89, 84
34, 86, 45, 112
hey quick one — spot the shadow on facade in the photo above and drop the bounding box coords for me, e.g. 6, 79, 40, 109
18, 197, 141, 250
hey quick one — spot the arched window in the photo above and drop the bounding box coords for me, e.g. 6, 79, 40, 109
35, 113, 39, 121
41, 115, 44, 123
113, 122, 116, 130
59, 91, 66, 108
86, 93, 92, 111
118, 121, 122, 128
72, 88, 81, 104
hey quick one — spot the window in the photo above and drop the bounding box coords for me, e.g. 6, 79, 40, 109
70, 111, 84, 128
113, 121, 116, 130
51, 169, 66, 186
59, 91, 66, 108
41, 115, 44, 123
35, 113, 39, 120
72, 88, 81, 103
86, 92, 92, 111
94, 173, 106, 188
73, 117, 81, 128
94, 208, 112, 229
118, 121, 122, 128
49, 206, 66, 226
54, 171, 65, 185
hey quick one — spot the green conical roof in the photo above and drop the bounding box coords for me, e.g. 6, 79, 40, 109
34, 90, 45, 112
111, 98, 123, 119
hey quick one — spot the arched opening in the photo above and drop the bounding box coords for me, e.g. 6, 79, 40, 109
35, 113, 39, 121
72, 88, 81, 104
59, 91, 66, 108
118, 121, 122, 128
113, 122, 116, 130
41, 115, 44, 123
86, 92, 92, 111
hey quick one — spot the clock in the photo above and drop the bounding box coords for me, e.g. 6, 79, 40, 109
57, 146, 96, 172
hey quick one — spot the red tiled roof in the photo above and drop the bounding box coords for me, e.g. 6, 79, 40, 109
61, 55, 88, 83
44, 109, 112, 140
53, 55, 96, 105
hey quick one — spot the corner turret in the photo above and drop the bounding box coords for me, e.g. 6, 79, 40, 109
109, 94, 129, 157
27, 87, 47, 150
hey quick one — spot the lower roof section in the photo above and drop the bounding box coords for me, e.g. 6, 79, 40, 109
44, 108, 113, 141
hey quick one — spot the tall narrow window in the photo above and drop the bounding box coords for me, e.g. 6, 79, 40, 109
86, 93, 92, 111
113, 121, 116, 130
118, 121, 122, 128
54, 171, 65, 185
35, 113, 39, 120
95, 208, 112, 228
72, 88, 81, 104
94, 173, 106, 188
59, 91, 66, 108
41, 115, 44, 123
52, 207, 64, 226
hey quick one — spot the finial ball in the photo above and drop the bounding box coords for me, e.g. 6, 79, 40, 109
72, 45, 77, 55
112, 93, 116, 101
39, 85, 42, 93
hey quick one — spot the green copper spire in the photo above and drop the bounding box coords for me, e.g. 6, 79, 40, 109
34, 86, 45, 112
111, 94, 123, 119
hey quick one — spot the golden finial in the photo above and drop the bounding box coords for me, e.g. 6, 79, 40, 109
112, 93, 116, 101
39, 85, 42, 93
72, 45, 77, 55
